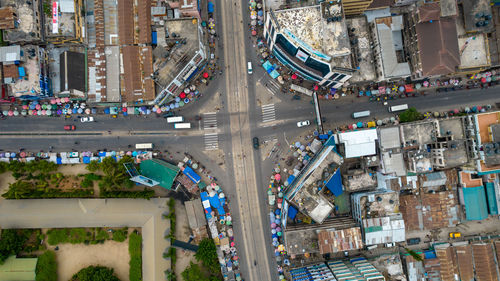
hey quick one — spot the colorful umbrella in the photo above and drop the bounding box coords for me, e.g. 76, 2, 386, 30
203, 72, 209, 78
291, 74, 297, 80
179, 92, 186, 99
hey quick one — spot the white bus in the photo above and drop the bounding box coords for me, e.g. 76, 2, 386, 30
135, 143, 153, 149
166, 116, 184, 123
352, 110, 371, 119
389, 104, 409, 112
174, 122, 191, 129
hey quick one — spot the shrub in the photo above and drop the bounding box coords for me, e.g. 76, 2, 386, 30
81, 178, 93, 188
47, 229, 69, 245
71, 265, 120, 281
112, 229, 127, 242
35, 250, 57, 281
95, 229, 109, 241
129, 232, 142, 281
100, 188, 155, 199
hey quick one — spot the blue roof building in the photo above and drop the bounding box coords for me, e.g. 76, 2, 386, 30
462, 186, 489, 220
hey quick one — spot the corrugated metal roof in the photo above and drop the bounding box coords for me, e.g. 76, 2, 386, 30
0, 45, 20, 62
60, 0, 75, 13
0, 256, 37, 281
462, 186, 489, 220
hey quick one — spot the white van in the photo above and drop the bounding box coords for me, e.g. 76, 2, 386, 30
174, 122, 191, 129
247, 62, 253, 74
389, 104, 409, 112
352, 110, 371, 119
166, 116, 184, 123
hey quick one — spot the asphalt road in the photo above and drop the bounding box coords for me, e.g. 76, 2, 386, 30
1, 7, 500, 281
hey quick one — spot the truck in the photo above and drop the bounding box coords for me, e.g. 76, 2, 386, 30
352, 110, 371, 119
174, 122, 191, 129
135, 143, 153, 149
166, 116, 184, 123
388, 104, 409, 112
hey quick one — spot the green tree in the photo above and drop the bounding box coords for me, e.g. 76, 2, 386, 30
0, 229, 30, 264
399, 107, 423, 123
35, 250, 57, 281
2, 181, 32, 199
86, 160, 100, 172
195, 239, 220, 274
165, 269, 176, 281
405, 248, 423, 261
71, 265, 120, 281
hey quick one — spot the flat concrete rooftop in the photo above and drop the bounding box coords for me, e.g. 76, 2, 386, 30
274, 3, 351, 62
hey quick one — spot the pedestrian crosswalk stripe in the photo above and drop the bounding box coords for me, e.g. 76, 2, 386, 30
203, 113, 218, 150
261, 104, 276, 123
203, 112, 218, 130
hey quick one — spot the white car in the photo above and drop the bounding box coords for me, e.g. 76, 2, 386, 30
80, 116, 94, 123
297, 120, 310, 127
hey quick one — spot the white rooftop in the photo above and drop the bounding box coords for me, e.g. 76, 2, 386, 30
338, 129, 378, 158
363, 216, 405, 246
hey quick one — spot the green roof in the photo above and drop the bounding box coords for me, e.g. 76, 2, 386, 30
140, 159, 180, 189
0, 256, 37, 281
485, 182, 498, 215
463, 186, 488, 220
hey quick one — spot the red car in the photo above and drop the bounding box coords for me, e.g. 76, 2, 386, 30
64, 125, 76, 131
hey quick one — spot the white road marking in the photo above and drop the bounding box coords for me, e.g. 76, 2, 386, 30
261, 103, 276, 123
203, 112, 219, 150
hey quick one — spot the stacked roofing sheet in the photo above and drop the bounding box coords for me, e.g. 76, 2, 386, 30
118, 0, 134, 45
454, 243, 474, 281
317, 227, 363, 254
434, 244, 459, 281
472, 243, 500, 281
121, 46, 155, 102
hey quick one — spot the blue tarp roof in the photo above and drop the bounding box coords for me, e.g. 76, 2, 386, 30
325, 168, 343, 196
424, 250, 436, 259
208, 194, 225, 215
152, 31, 157, 45
98, 151, 106, 157
263, 60, 273, 71
18, 67, 25, 77
288, 205, 298, 220
485, 182, 498, 215
183, 166, 201, 184
463, 186, 489, 220
200, 192, 212, 213
208, 1, 214, 13
270, 70, 280, 79
56, 158, 62, 164
286, 175, 295, 186
82, 156, 90, 164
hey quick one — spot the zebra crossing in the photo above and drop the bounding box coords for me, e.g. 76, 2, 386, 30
261, 103, 276, 123
265, 79, 281, 95
203, 112, 218, 150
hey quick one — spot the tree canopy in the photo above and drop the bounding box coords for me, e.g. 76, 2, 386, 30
195, 239, 220, 274
71, 266, 120, 281
399, 107, 423, 123
0, 229, 30, 264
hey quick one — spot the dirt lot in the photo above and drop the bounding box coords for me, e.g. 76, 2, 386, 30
53, 240, 130, 281
0, 172, 15, 200
174, 200, 197, 280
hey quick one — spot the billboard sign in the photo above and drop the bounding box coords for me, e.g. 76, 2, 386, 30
52, 1, 59, 34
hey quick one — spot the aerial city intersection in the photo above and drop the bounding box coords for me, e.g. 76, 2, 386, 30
0, 0, 499, 280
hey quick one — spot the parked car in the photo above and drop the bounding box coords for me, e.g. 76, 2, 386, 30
162, 112, 174, 118
449, 232, 461, 239
297, 120, 310, 127
406, 238, 421, 245
64, 125, 76, 131
80, 116, 94, 122
253, 137, 259, 149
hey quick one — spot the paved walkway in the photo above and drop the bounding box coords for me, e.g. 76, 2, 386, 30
0, 198, 170, 281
